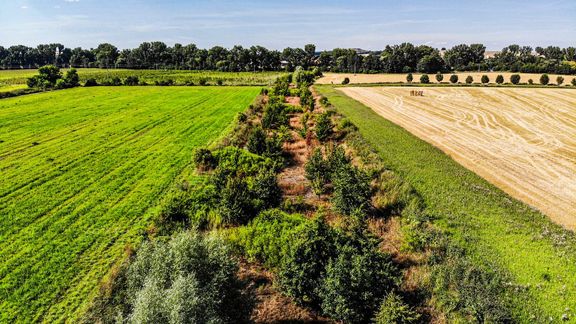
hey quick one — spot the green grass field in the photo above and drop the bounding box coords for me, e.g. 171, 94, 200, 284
0, 86, 259, 322
316, 85, 576, 321
0, 69, 281, 87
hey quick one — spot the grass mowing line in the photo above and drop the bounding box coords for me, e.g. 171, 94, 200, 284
0, 86, 260, 322
316, 85, 576, 321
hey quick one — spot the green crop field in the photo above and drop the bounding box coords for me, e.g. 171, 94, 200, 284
316, 85, 576, 321
0, 86, 259, 322
0, 69, 281, 88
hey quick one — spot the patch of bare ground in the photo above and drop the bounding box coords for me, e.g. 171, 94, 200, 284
238, 260, 331, 323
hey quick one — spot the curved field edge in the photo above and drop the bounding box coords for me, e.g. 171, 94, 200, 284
0, 86, 260, 322
315, 84, 576, 321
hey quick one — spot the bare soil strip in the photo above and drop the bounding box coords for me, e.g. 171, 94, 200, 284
340, 87, 576, 229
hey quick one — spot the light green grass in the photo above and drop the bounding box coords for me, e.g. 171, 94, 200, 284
316, 85, 576, 322
0, 69, 281, 86
0, 86, 260, 322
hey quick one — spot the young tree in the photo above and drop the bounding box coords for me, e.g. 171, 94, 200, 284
557, 76, 564, 86
406, 73, 413, 83
449, 74, 459, 84
481, 75, 489, 84
540, 74, 549, 85
305, 148, 329, 195
496, 75, 504, 84
435, 72, 444, 83
510, 74, 521, 85
247, 127, 267, 155
331, 164, 371, 216
315, 113, 333, 142
465, 76, 474, 84
27, 65, 62, 89
63, 68, 80, 87
419, 74, 430, 84
572, 78, 576, 86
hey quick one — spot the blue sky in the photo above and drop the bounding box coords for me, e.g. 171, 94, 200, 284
1, 0, 575, 50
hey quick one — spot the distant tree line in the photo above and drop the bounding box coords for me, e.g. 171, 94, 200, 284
1, 42, 575, 74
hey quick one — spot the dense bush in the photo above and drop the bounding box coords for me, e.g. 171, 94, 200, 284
246, 127, 267, 156
331, 164, 371, 216
319, 237, 397, 323
124, 76, 139, 86
121, 231, 251, 323
251, 169, 282, 211
435, 72, 443, 83
510, 74, 521, 85
406, 73, 413, 83
342, 77, 350, 85
262, 102, 288, 129
557, 76, 564, 85
26, 65, 81, 90
540, 73, 549, 85
481, 75, 489, 84
449, 74, 458, 84
305, 148, 330, 195
315, 112, 333, 142
327, 145, 351, 176
299, 85, 315, 111
419, 74, 430, 84
465, 75, 473, 84
84, 78, 98, 87
374, 293, 420, 324
193, 148, 216, 171
496, 74, 504, 84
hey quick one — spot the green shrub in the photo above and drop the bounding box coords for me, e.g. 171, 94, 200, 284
510, 74, 521, 85
528, 79, 534, 85
246, 127, 267, 156
435, 73, 444, 82
465, 75, 474, 84
193, 148, 216, 171
572, 78, 576, 86
557, 76, 564, 85
262, 103, 288, 129
481, 75, 489, 84
406, 73, 413, 83
342, 77, 350, 85
218, 177, 254, 225
278, 217, 336, 306
305, 148, 330, 195
315, 112, 333, 142
449, 74, 458, 84
331, 164, 371, 216
319, 240, 397, 323
374, 293, 420, 324
300, 86, 315, 111
419, 74, 430, 84
123, 231, 251, 323
124, 76, 139, 86
84, 78, 98, 87
326, 145, 351, 176
63, 68, 80, 87
251, 169, 282, 211
339, 118, 357, 131
540, 74, 549, 85
496, 74, 504, 84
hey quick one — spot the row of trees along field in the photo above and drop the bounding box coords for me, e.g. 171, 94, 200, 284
1, 42, 575, 74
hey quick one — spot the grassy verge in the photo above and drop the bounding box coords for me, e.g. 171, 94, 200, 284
316, 84, 576, 322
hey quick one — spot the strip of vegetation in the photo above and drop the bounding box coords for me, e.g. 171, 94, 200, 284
316, 84, 576, 322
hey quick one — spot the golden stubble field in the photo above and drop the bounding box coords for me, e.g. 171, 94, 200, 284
340, 86, 576, 229
318, 72, 576, 85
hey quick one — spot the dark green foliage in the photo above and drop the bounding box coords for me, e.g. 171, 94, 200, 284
435, 72, 444, 82
419, 74, 430, 84
27, 65, 62, 89
572, 78, 576, 86
124, 75, 139, 86
481, 75, 489, 84
326, 145, 351, 176
342, 77, 350, 85
496, 74, 504, 84
449, 74, 458, 84
217, 79, 223, 86
84, 78, 98, 87
219, 177, 254, 225
305, 148, 330, 195
251, 169, 282, 211
510, 74, 521, 84
121, 231, 251, 323
199, 78, 207, 86
465, 75, 473, 84
299, 86, 315, 111
540, 73, 549, 85
262, 103, 288, 129
374, 293, 420, 324
406, 73, 413, 83
193, 148, 216, 171
557, 76, 564, 85
278, 217, 336, 306
528, 79, 534, 85
319, 238, 397, 323
315, 112, 333, 142
246, 127, 267, 156
63, 68, 80, 87
331, 164, 371, 216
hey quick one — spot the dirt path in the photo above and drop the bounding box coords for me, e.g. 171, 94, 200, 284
340, 86, 576, 230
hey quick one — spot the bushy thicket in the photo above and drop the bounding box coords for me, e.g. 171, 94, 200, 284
231, 211, 399, 322
27, 65, 80, 89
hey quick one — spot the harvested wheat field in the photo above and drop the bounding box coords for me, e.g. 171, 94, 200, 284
318, 72, 576, 85
340, 86, 576, 229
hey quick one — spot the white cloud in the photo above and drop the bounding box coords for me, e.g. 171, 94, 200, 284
64, 0, 80, 2
21, 5, 28, 9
